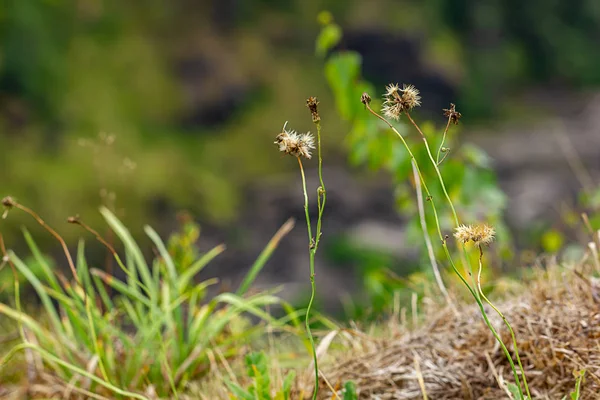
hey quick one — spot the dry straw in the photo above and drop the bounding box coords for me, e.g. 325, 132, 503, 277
314, 258, 597, 399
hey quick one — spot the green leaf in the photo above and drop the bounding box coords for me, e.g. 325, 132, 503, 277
282, 370, 296, 400
325, 52, 362, 120
245, 352, 271, 400
178, 244, 225, 293
343, 381, 358, 400
90, 268, 151, 307
542, 229, 564, 253
145, 225, 177, 283
316, 23, 342, 57
225, 381, 253, 400
461, 143, 493, 168
22, 228, 62, 293
100, 207, 156, 302
506, 383, 522, 399
570, 369, 585, 400
8, 251, 64, 336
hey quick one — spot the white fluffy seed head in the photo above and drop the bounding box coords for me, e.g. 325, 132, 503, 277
454, 224, 495, 246
381, 83, 421, 120
275, 124, 315, 159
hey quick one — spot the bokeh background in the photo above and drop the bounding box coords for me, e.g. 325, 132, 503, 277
2, 0, 600, 317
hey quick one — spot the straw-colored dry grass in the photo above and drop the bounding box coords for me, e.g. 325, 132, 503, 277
313, 257, 600, 399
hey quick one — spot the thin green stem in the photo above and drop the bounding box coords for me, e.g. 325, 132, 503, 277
405, 112, 460, 227
436, 118, 451, 165
366, 104, 525, 398
477, 246, 530, 399
365, 105, 444, 241
407, 110, 525, 398
314, 121, 326, 251
412, 162, 455, 313
298, 157, 319, 400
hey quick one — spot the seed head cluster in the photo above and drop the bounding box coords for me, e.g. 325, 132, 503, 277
382, 83, 421, 120
454, 224, 495, 246
275, 123, 315, 159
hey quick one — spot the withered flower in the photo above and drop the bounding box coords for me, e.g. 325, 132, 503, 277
382, 83, 421, 120
306, 97, 320, 123
275, 123, 315, 159
454, 224, 495, 246
443, 103, 462, 125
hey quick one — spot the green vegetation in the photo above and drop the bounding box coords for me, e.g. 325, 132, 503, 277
0, 200, 299, 398
2, 4, 600, 399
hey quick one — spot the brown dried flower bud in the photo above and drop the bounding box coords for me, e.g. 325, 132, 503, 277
443, 103, 462, 125
361, 92, 372, 105
306, 96, 320, 123
67, 215, 81, 224
2, 196, 15, 208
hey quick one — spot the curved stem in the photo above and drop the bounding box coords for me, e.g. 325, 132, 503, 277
314, 121, 326, 251
436, 118, 451, 165
477, 246, 530, 399
405, 112, 461, 227
14, 203, 80, 287
298, 157, 319, 399
412, 162, 455, 313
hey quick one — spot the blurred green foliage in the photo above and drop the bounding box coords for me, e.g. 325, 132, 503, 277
1, 0, 599, 247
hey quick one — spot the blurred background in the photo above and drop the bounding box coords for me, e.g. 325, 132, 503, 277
2, 0, 600, 318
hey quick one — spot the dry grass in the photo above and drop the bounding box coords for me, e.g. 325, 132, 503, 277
312, 257, 600, 399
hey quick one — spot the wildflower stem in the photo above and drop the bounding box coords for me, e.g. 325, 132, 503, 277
477, 246, 530, 399
436, 118, 452, 165
365, 104, 524, 397
365, 104, 444, 240
314, 120, 326, 250
412, 163, 455, 313
405, 111, 460, 227
405, 111, 479, 289
297, 157, 319, 399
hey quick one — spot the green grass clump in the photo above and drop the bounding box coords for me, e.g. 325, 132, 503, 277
0, 201, 297, 399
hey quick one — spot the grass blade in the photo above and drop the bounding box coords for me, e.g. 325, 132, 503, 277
237, 218, 294, 296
